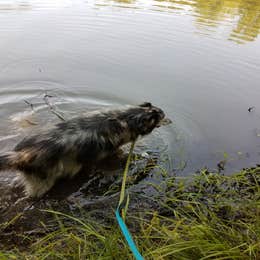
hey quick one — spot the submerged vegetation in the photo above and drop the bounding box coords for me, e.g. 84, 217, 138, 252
0, 166, 259, 259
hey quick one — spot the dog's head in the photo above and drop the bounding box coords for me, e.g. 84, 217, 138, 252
126, 102, 172, 136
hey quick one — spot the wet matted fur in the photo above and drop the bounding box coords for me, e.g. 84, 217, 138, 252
0, 102, 171, 197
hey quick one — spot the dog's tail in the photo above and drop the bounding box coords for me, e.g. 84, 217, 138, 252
0, 152, 17, 171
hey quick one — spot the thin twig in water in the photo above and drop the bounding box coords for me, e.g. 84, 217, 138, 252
43, 94, 66, 121
24, 100, 34, 111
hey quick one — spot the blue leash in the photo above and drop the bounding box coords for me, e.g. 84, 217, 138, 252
115, 141, 144, 260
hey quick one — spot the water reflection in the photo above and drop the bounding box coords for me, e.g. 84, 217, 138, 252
192, 0, 260, 44
228, 0, 260, 43
0, 2, 31, 11
2, 0, 258, 43
98, 0, 260, 44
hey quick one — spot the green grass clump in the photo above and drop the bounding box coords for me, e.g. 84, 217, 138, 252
0, 167, 260, 259
141, 167, 260, 259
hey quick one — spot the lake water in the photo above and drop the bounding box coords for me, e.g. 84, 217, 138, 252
0, 0, 260, 174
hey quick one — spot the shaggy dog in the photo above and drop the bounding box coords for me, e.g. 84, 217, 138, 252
0, 102, 171, 197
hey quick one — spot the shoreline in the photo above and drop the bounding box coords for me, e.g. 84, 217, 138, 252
0, 165, 259, 259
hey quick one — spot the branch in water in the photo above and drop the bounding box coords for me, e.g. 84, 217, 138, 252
24, 100, 34, 111
43, 94, 66, 121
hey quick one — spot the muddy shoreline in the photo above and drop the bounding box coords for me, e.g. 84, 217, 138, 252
1, 165, 259, 259
0, 150, 161, 250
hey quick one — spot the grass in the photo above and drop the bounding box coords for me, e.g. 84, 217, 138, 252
0, 167, 260, 259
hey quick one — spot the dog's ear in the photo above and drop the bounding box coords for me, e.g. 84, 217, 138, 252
139, 102, 152, 108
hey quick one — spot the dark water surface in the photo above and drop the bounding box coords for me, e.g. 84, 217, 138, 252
0, 0, 260, 176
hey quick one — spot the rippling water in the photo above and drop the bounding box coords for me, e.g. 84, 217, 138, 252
0, 0, 259, 174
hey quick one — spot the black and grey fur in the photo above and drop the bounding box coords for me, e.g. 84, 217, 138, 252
0, 102, 171, 198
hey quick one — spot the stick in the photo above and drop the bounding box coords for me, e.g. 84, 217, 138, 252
43, 94, 66, 121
